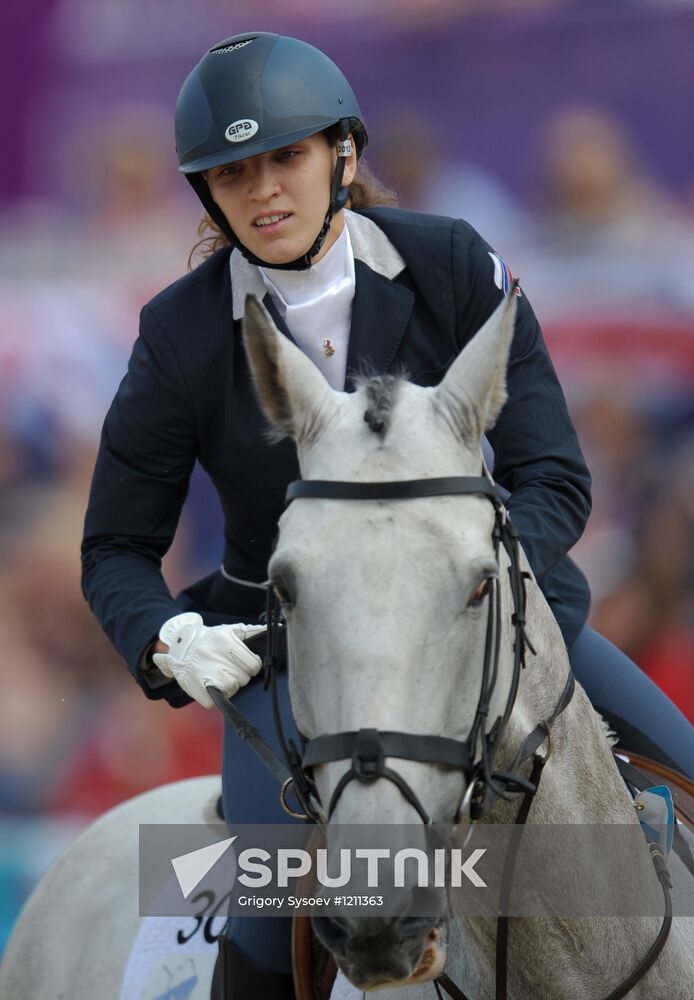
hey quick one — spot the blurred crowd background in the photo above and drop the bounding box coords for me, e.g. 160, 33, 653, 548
1, 0, 693, 954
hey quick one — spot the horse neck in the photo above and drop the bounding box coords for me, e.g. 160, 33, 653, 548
486, 549, 636, 827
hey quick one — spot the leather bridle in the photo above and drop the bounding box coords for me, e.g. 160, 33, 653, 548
208, 473, 673, 1000
268, 474, 573, 828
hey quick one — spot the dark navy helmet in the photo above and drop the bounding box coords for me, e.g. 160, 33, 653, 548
175, 32, 368, 268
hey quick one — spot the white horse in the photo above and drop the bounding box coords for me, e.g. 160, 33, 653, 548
0, 776, 226, 999
1, 292, 691, 999
240, 291, 693, 998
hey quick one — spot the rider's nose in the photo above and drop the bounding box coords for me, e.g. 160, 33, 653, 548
249, 162, 280, 202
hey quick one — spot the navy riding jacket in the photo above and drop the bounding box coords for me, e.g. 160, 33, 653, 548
81, 207, 592, 708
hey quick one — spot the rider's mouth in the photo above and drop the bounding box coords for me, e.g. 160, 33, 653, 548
252, 212, 292, 233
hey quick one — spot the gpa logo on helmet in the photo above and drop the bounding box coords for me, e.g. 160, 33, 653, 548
225, 119, 259, 143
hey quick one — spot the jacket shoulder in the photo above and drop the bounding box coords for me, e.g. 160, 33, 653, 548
359, 205, 455, 231
358, 206, 487, 263
137, 247, 233, 370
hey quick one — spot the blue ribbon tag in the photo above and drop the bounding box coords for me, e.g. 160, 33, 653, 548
635, 785, 674, 856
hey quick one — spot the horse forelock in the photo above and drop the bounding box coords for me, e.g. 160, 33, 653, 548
355, 373, 403, 438
356, 368, 480, 452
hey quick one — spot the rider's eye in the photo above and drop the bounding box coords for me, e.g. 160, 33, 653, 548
468, 577, 493, 608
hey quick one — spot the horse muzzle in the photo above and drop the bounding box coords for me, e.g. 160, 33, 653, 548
312, 913, 448, 991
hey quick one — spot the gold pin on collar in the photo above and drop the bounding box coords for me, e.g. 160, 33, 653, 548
322, 338, 335, 357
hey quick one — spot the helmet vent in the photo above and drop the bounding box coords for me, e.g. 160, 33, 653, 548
211, 39, 255, 55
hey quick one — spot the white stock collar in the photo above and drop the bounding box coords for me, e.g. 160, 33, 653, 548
230, 210, 405, 321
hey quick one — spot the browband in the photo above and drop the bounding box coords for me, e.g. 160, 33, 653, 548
286, 477, 499, 504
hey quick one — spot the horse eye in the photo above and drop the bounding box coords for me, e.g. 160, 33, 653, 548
468, 577, 493, 608
272, 582, 292, 606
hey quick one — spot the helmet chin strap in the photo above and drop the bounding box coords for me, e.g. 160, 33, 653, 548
188, 121, 353, 272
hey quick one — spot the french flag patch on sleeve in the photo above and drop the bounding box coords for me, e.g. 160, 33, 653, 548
488, 251, 522, 296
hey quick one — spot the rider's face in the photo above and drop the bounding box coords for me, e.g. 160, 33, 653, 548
206, 133, 357, 266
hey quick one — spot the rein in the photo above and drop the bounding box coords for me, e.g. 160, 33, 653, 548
209, 473, 672, 1000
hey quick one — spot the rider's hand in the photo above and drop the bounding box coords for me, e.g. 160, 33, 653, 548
152, 612, 265, 708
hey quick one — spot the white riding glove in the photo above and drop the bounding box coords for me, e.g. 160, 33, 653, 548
152, 612, 265, 709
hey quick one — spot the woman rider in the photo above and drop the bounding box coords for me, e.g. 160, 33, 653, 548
81, 31, 694, 999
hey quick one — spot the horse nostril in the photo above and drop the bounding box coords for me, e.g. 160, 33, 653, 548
314, 914, 441, 989
312, 914, 350, 955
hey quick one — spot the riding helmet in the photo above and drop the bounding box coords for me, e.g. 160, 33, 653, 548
175, 32, 368, 268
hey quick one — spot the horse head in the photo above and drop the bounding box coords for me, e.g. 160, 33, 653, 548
242, 289, 557, 989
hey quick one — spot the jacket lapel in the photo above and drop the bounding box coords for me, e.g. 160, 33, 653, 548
230, 220, 415, 381
345, 259, 414, 387
261, 292, 294, 342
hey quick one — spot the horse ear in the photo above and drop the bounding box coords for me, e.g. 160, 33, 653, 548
435, 285, 519, 437
242, 295, 335, 442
